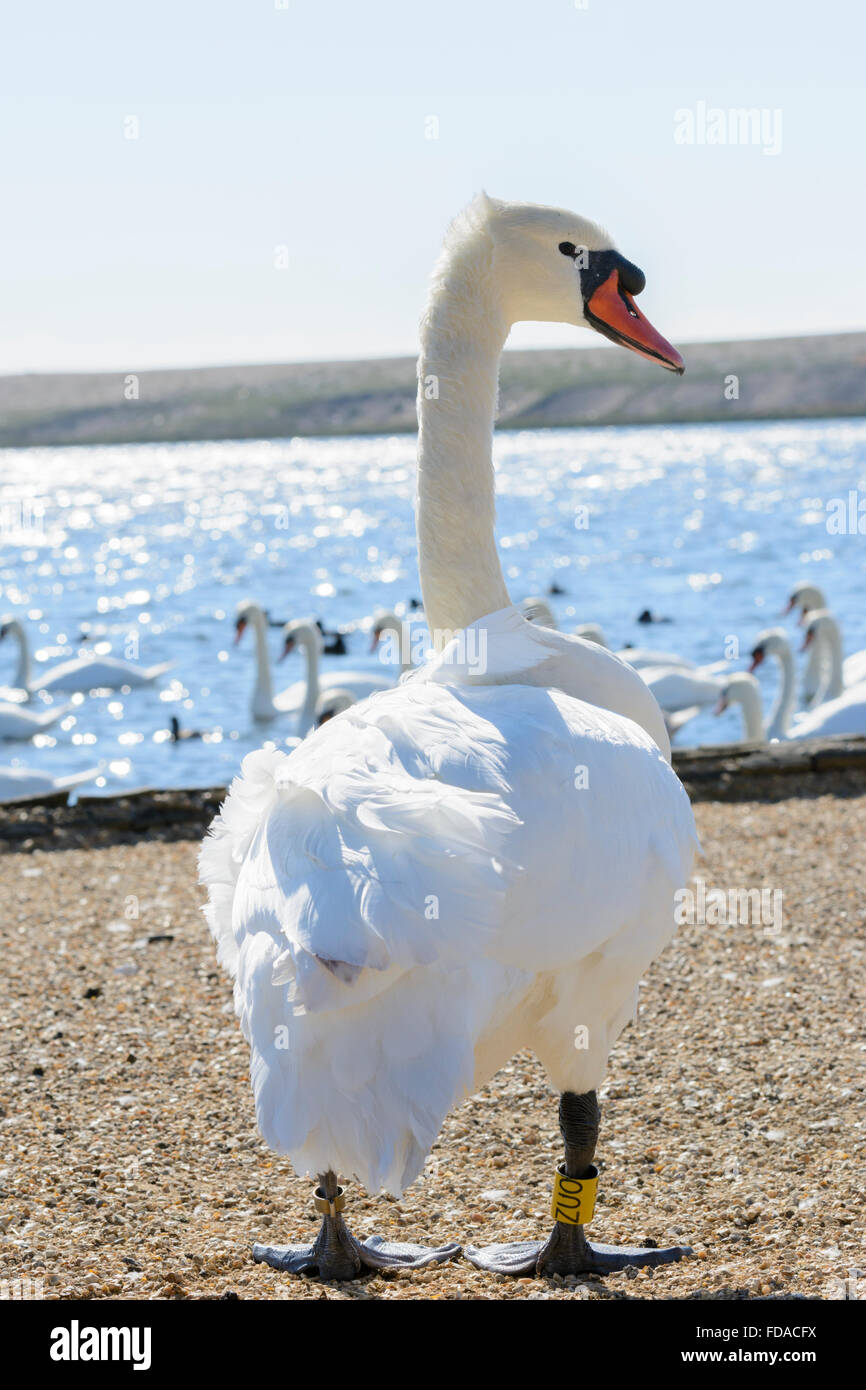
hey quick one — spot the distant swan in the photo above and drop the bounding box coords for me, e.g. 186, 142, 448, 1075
0, 701, 72, 740
0, 764, 99, 802
784, 584, 866, 702
235, 601, 391, 733
721, 625, 866, 740
0, 618, 171, 695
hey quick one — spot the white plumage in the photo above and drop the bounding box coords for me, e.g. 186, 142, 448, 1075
201, 606, 697, 1197
201, 193, 696, 1276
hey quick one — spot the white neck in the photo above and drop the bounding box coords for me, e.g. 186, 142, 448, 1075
291, 625, 320, 731
7, 620, 31, 689
815, 617, 844, 700
247, 608, 275, 715
416, 229, 512, 644
734, 683, 765, 741
766, 641, 796, 740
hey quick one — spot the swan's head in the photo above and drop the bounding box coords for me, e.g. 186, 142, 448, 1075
801, 608, 835, 653
749, 627, 790, 671
279, 618, 321, 662
0, 617, 23, 642
234, 599, 264, 644
715, 671, 762, 723
452, 193, 683, 373
784, 581, 827, 622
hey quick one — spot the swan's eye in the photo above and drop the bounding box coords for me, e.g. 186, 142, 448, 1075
559, 242, 577, 258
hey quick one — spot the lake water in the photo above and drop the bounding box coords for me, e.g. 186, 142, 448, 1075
1, 418, 864, 794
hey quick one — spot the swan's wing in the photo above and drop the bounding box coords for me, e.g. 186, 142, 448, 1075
639, 665, 721, 713
790, 681, 866, 738
200, 679, 697, 1194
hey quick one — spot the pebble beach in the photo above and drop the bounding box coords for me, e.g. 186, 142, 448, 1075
1, 786, 862, 1302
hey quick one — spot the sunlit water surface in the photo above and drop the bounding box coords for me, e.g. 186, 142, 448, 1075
1, 418, 864, 794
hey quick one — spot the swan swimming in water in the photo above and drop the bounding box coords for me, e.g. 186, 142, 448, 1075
235, 602, 392, 732
784, 583, 866, 703
0, 700, 73, 740
201, 194, 697, 1281
0, 618, 171, 695
0, 764, 99, 802
744, 619, 866, 740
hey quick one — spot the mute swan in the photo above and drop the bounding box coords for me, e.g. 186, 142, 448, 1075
0, 700, 72, 740
801, 608, 866, 700
638, 664, 722, 715
201, 193, 696, 1281
0, 764, 99, 802
723, 628, 866, 741
747, 628, 799, 741
784, 584, 866, 701
0, 618, 171, 695
278, 619, 392, 727
714, 672, 766, 741
784, 582, 826, 703
235, 603, 392, 731
235, 601, 306, 721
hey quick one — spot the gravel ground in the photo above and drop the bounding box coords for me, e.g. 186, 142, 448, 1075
1, 792, 863, 1302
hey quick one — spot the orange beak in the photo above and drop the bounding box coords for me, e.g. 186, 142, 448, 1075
234, 618, 247, 645
586, 270, 684, 374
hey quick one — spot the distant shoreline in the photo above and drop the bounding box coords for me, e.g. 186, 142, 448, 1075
1, 330, 864, 449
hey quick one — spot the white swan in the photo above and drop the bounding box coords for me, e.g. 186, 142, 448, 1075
638, 664, 722, 715
714, 672, 766, 741
747, 627, 799, 741
235, 601, 392, 732
0, 701, 73, 740
722, 629, 866, 740
0, 765, 99, 803
235, 601, 303, 720
201, 193, 696, 1281
785, 584, 866, 701
0, 618, 171, 695
801, 608, 866, 702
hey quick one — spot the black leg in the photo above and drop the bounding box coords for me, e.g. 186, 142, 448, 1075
465, 1090, 692, 1277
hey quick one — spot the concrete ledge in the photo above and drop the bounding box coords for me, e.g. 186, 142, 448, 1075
1, 735, 865, 851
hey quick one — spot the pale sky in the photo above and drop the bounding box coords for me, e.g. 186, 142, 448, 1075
2, 0, 863, 373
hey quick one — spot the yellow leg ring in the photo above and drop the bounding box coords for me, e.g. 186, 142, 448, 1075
313, 1185, 347, 1218
551, 1164, 598, 1226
